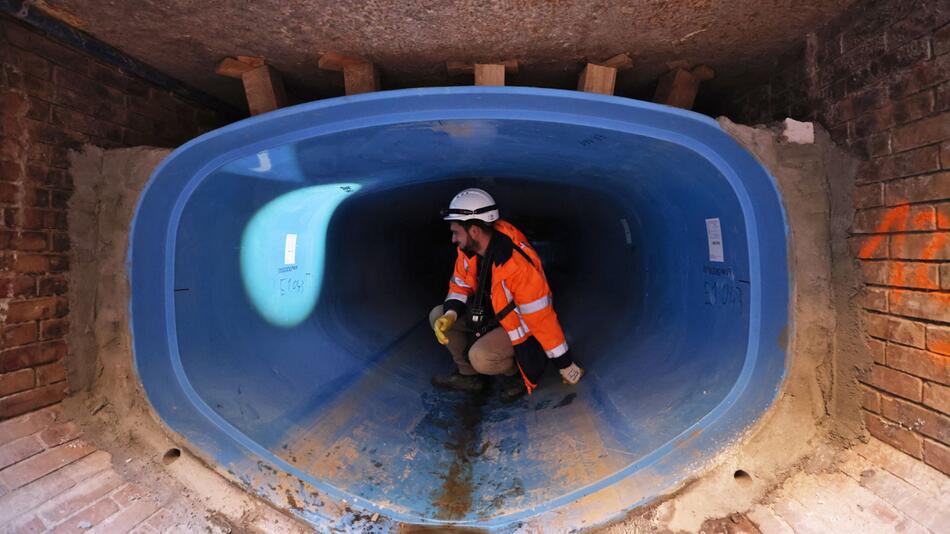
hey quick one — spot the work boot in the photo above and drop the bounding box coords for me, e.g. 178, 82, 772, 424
499, 374, 526, 403
432, 371, 486, 393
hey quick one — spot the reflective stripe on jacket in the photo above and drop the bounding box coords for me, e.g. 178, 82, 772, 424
444, 220, 568, 359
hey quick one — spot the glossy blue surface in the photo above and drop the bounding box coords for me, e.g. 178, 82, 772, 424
129, 87, 789, 530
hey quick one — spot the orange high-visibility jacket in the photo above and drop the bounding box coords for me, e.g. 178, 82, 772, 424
444, 220, 569, 360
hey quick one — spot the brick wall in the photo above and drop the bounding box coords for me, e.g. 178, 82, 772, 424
728, 0, 950, 475
0, 14, 223, 419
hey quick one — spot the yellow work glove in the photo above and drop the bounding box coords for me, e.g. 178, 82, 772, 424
560, 362, 584, 385
433, 311, 457, 345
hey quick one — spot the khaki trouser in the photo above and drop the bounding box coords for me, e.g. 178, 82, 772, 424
429, 305, 516, 376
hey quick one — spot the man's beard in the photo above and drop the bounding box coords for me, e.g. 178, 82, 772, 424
460, 230, 479, 255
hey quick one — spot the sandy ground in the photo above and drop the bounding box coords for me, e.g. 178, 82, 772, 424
5, 403, 945, 533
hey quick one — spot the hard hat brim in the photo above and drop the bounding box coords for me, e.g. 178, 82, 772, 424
443, 209, 500, 222
441, 205, 499, 222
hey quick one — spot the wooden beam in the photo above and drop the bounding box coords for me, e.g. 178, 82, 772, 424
690, 64, 715, 81
318, 52, 379, 95
500, 59, 519, 74
235, 56, 265, 69
217, 57, 287, 115
216, 56, 264, 79
318, 52, 368, 72
448, 59, 519, 77
343, 62, 379, 94
665, 59, 691, 71
577, 63, 617, 95
474, 64, 505, 86
241, 65, 287, 115
600, 53, 633, 71
653, 68, 700, 109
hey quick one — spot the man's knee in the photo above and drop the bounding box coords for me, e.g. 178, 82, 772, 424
469, 348, 492, 375
428, 305, 444, 328
469, 342, 513, 376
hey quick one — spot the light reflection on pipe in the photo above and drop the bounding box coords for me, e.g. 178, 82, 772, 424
240, 183, 361, 327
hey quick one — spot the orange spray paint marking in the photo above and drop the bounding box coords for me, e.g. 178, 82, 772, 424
900, 227, 948, 294
939, 211, 950, 229
890, 261, 906, 288
857, 203, 948, 306
931, 339, 950, 355
858, 204, 909, 259
911, 210, 933, 231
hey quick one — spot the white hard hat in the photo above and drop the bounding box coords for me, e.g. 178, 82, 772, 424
442, 188, 499, 223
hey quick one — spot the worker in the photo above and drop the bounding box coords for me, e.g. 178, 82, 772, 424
429, 188, 583, 402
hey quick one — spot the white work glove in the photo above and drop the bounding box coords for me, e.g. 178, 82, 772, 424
560, 362, 584, 385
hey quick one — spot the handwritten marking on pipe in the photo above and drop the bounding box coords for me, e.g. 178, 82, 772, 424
279, 278, 305, 296
579, 133, 606, 147
704, 280, 742, 307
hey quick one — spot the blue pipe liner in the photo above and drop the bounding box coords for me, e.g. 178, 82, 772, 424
129, 87, 790, 531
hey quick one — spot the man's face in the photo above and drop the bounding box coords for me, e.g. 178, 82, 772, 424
450, 222, 477, 254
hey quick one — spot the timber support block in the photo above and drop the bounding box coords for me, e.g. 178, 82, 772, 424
447, 60, 518, 86
653, 64, 715, 109
216, 56, 287, 115
577, 63, 617, 95
318, 52, 380, 95
474, 64, 506, 86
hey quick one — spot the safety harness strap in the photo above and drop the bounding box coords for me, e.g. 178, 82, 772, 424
470, 235, 539, 337
474, 300, 516, 337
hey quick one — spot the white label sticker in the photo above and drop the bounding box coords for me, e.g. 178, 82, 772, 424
284, 234, 297, 265
705, 218, 724, 262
